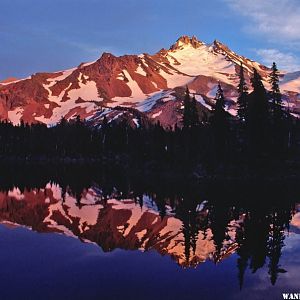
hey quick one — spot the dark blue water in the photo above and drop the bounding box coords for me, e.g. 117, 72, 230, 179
0, 180, 299, 300
0, 225, 299, 300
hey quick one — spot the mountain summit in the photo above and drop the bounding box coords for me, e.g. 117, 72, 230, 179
170, 35, 204, 50
0, 35, 299, 127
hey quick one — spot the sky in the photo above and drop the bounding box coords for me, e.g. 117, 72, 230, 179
1, 0, 300, 80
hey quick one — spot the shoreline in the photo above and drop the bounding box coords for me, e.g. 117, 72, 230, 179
0, 157, 300, 183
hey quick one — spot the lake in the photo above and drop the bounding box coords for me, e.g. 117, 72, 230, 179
0, 165, 299, 300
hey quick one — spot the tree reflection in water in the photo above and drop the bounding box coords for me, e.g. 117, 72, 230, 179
0, 164, 298, 288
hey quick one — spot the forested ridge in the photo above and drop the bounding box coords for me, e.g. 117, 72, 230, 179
1, 63, 299, 176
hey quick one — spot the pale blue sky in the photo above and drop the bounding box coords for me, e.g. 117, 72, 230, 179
1, 0, 300, 80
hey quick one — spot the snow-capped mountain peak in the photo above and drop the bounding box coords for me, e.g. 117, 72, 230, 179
170, 35, 205, 51
0, 35, 300, 127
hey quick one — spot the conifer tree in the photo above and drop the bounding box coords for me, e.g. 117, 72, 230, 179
190, 95, 200, 127
237, 64, 249, 122
269, 62, 284, 122
183, 86, 191, 129
211, 82, 227, 128
248, 68, 269, 155
269, 62, 282, 108
209, 83, 229, 161
249, 68, 269, 123
268, 62, 289, 155
183, 87, 199, 129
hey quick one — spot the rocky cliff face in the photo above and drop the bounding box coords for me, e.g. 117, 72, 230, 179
1, 35, 299, 127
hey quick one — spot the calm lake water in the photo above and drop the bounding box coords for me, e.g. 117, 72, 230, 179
0, 166, 299, 300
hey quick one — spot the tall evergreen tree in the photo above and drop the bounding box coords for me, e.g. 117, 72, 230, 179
249, 69, 269, 126
183, 87, 199, 129
209, 83, 230, 162
248, 68, 269, 155
250, 68, 268, 114
211, 82, 227, 128
183, 86, 192, 129
237, 64, 249, 122
190, 95, 200, 127
268, 62, 289, 156
269, 62, 282, 110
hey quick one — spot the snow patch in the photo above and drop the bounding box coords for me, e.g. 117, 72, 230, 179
132, 118, 140, 128
136, 90, 175, 112
68, 73, 99, 101
152, 110, 162, 118
8, 187, 24, 200
195, 94, 212, 110
8, 108, 23, 125
135, 65, 147, 77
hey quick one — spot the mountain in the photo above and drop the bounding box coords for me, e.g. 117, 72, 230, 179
1, 35, 299, 127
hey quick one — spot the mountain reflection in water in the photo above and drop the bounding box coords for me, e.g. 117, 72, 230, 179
0, 176, 299, 291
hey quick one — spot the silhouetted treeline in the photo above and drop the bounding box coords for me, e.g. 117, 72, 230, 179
1, 63, 300, 175
0, 116, 102, 158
